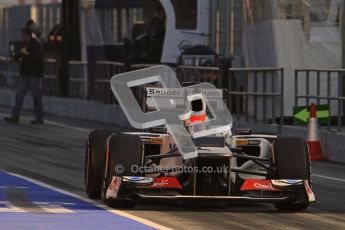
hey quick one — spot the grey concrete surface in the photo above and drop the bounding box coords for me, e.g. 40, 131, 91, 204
0, 107, 344, 229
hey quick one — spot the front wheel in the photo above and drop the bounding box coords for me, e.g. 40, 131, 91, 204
101, 134, 144, 208
85, 129, 116, 199
272, 137, 311, 211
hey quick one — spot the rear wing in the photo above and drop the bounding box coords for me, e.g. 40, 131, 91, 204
143, 87, 225, 113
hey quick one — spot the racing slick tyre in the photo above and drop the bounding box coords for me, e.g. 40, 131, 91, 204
102, 134, 143, 208
85, 129, 116, 199
273, 137, 311, 211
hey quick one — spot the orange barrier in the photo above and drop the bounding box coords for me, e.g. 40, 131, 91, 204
307, 103, 328, 161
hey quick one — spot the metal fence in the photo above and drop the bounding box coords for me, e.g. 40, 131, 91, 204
173, 65, 284, 130
176, 65, 221, 88
0, 57, 20, 89
89, 61, 126, 104
295, 69, 345, 131
4, 56, 345, 133
69, 61, 88, 99
41, 58, 59, 96
0, 57, 126, 104
0, 57, 10, 87
0, 59, 286, 130
227, 68, 284, 130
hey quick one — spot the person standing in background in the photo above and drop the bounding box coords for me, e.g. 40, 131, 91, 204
4, 28, 45, 124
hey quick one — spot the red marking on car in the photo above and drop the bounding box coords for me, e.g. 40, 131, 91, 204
106, 176, 122, 198
241, 179, 279, 191
304, 180, 316, 202
184, 113, 206, 126
108, 178, 120, 190
189, 114, 206, 123
144, 177, 182, 189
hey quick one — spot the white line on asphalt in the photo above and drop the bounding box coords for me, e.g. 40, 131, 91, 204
313, 173, 345, 183
44, 120, 90, 133
6, 172, 172, 230
0, 112, 90, 133
0, 186, 28, 189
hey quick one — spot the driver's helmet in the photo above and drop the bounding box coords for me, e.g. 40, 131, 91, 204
183, 94, 207, 135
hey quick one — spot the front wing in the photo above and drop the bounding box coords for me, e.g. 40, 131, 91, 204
105, 176, 316, 204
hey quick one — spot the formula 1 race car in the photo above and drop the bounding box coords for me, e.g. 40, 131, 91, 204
84, 67, 315, 211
